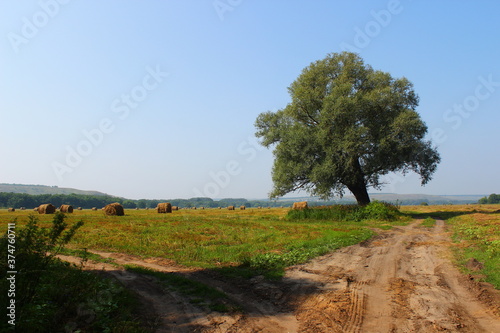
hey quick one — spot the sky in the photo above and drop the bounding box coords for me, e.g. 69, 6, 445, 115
1, 0, 499, 200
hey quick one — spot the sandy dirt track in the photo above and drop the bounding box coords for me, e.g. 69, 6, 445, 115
59, 219, 500, 332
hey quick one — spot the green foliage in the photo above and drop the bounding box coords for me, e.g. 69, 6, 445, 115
286, 201, 401, 222
255, 51, 440, 205
5, 213, 84, 306
0, 214, 145, 332
478, 193, 500, 204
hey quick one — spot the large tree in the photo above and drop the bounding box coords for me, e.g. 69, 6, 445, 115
255, 52, 440, 205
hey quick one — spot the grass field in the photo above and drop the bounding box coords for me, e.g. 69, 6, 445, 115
0, 206, 402, 276
1, 204, 498, 282
1, 203, 499, 331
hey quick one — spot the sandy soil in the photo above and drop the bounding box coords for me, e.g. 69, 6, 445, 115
58, 219, 500, 332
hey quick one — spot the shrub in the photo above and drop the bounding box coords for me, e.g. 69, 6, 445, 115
0, 213, 145, 332
286, 201, 401, 222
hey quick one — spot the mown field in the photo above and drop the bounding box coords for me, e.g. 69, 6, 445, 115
1, 203, 499, 332
1, 204, 498, 281
1, 207, 389, 278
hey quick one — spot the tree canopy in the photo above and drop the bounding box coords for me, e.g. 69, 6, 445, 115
255, 52, 440, 205
478, 194, 500, 204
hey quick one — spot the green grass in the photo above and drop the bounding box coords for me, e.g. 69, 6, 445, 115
239, 227, 373, 279
447, 213, 500, 288
420, 217, 436, 228
0, 207, 409, 279
6, 210, 361, 265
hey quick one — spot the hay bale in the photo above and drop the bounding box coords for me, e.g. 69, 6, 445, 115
37, 204, 56, 214
8, 208, 15, 212
20, 207, 25, 211
240, 205, 246, 210
172, 206, 179, 211
292, 201, 308, 210
92, 207, 97, 211
103, 203, 124, 216
227, 206, 235, 210
59, 205, 74, 213
156, 202, 172, 213
77, 207, 82, 210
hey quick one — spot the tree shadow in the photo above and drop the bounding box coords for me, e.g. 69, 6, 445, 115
404, 206, 500, 221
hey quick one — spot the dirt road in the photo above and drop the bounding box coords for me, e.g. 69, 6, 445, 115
59, 219, 500, 332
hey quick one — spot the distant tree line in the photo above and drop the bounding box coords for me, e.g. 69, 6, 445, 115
1, 192, 489, 209
0, 192, 298, 209
478, 194, 500, 204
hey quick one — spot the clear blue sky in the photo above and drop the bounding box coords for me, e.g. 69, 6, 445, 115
1, 1, 499, 200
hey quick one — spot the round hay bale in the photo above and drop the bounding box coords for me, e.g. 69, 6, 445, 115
20, 207, 26, 211
59, 205, 74, 213
38, 204, 56, 214
156, 202, 172, 213
172, 206, 179, 211
92, 207, 97, 211
103, 203, 124, 216
292, 201, 308, 210
77, 207, 82, 210
8, 208, 15, 212
227, 206, 235, 210
240, 205, 246, 210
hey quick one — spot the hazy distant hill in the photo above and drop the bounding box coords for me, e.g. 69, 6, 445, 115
273, 193, 486, 205
368, 193, 485, 205
0, 183, 486, 205
0, 183, 109, 196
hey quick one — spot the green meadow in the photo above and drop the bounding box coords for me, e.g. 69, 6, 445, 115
0, 206, 403, 276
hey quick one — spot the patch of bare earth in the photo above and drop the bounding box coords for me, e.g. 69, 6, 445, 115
59, 219, 500, 332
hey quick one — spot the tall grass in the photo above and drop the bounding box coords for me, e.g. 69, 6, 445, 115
286, 201, 402, 222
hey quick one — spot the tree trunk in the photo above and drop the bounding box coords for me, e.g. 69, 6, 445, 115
346, 158, 371, 206
347, 182, 371, 206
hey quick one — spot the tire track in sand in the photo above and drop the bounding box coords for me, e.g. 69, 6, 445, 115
284, 219, 500, 333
